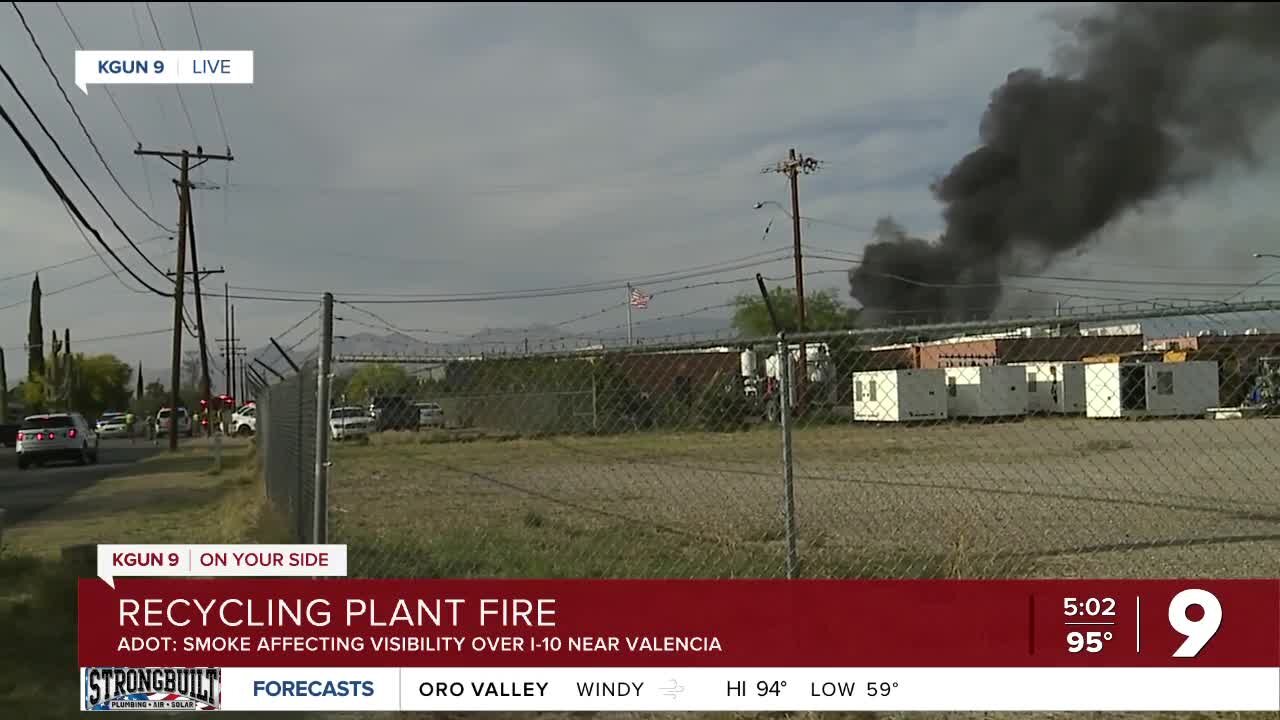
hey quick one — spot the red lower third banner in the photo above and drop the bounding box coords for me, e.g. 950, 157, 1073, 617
77, 579, 1280, 711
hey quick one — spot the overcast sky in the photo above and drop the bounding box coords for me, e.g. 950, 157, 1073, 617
3, 2, 1279, 385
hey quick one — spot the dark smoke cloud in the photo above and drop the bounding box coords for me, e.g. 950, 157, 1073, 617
849, 3, 1280, 324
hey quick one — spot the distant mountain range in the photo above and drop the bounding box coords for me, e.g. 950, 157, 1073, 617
239, 314, 735, 373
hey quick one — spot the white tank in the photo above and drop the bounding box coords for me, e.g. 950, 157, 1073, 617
740, 349, 757, 378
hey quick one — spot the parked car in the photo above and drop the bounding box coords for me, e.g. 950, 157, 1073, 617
329, 406, 373, 441
155, 407, 194, 438
231, 405, 257, 436
368, 394, 419, 432
96, 412, 132, 439
416, 402, 446, 428
16, 412, 99, 469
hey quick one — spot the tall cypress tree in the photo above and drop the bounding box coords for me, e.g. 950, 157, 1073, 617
136, 363, 144, 408
27, 275, 43, 378
0, 347, 8, 422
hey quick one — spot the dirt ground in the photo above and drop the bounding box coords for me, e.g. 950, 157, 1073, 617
326, 417, 1280, 580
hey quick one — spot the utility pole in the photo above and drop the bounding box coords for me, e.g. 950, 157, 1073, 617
762, 148, 821, 409
625, 282, 634, 345
230, 305, 237, 401
224, 283, 231, 396
167, 260, 225, 434
137, 145, 233, 450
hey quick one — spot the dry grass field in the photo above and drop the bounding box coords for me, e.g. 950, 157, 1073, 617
326, 416, 1280, 580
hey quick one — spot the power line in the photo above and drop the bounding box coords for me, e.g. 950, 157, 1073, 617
803, 243, 1270, 277
58, 194, 131, 294
13, 2, 174, 234
287, 327, 318, 353
0, 57, 174, 285
0, 94, 173, 296
0, 247, 179, 313
185, 1, 230, 150
4, 326, 171, 352
53, 4, 136, 141
0, 234, 170, 287
144, 2, 199, 145
277, 307, 321, 341
230, 248, 797, 303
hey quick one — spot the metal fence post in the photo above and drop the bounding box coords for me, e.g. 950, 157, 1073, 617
295, 370, 306, 542
313, 292, 334, 545
777, 333, 798, 579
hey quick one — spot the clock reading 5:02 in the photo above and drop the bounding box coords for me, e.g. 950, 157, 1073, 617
1062, 597, 1116, 617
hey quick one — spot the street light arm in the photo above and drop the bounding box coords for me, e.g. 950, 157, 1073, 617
754, 200, 792, 218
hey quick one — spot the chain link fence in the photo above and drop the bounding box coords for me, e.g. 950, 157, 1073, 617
264, 300, 1280, 581
257, 365, 318, 543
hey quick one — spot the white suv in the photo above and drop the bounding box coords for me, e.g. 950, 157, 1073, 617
156, 407, 194, 438
329, 406, 373, 441
231, 405, 257, 436
16, 413, 99, 469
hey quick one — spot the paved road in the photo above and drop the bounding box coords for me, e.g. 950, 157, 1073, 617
0, 439, 167, 526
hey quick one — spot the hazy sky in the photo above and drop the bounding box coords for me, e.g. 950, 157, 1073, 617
3, 2, 1279, 384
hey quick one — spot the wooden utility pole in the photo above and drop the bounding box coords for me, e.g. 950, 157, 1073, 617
136, 146, 233, 449
171, 183, 224, 435
763, 148, 821, 408
224, 283, 231, 396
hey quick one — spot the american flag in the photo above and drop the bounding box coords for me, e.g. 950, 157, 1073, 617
629, 287, 651, 309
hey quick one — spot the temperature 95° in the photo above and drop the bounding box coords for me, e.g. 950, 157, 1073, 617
1063, 589, 1223, 658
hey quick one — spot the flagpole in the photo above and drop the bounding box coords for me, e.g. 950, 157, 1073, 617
626, 282, 634, 345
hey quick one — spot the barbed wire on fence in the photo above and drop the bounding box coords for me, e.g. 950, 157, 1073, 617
254, 298, 1280, 581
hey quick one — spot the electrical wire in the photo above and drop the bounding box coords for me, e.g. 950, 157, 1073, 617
0, 247, 179, 313
129, 0, 169, 137
58, 194, 132, 294
3, 326, 171, 352
144, 2, 199, 145
53, 3, 136, 142
13, 2, 174, 234
185, 1, 229, 151
0, 96, 173, 296
0, 234, 170, 286
229, 246, 795, 301
277, 307, 321, 341
287, 327, 318, 353
0, 59, 174, 285
804, 247, 1280, 289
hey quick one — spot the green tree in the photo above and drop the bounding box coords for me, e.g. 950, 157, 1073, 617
68, 354, 133, 419
135, 363, 144, 411
138, 381, 168, 418
731, 286, 857, 337
0, 346, 7, 422
27, 275, 43, 378
344, 364, 413, 402
21, 374, 49, 411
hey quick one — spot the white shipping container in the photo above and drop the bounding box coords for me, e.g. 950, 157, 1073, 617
943, 366, 1028, 418
1013, 362, 1086, 414
852, 369, 947, 422
1084, 360, 1219, 418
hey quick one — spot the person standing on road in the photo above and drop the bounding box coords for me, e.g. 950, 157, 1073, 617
125, 411, 136, 444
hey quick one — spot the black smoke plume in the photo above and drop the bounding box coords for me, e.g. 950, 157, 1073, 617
849, 3, 1280, 324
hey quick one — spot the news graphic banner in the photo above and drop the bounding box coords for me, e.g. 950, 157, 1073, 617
75, 51, 253, 93
78, 576, 1280, 712
96, 544, 347, 588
